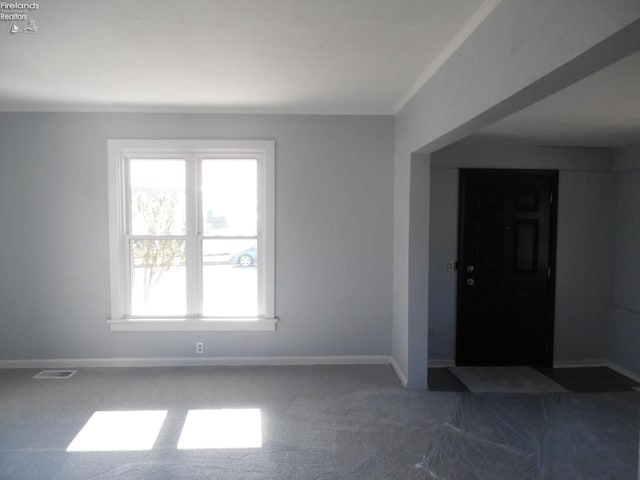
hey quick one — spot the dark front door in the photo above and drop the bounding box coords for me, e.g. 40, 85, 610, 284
456, 169, 558, 366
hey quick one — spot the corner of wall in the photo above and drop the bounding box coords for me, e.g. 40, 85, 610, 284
389, 356, 409, 388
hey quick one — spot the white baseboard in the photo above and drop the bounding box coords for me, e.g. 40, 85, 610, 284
553, 359, 608, 368
431, 359, 621, 370
0, 355, 392, 369
0, 355, 416, 389
389, 356, 408, 388
605, 360, 640, 384
553, 358, 640, 383
428, 358, 455, 368
7, 355, 633, 388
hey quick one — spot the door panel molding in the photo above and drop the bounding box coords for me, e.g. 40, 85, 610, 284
456, 169, 558, 367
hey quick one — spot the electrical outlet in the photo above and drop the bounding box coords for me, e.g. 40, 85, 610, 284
196, 342, 204, 354
447, 260, 457, 272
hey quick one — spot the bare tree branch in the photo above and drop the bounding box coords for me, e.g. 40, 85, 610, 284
132, 190, 186, 306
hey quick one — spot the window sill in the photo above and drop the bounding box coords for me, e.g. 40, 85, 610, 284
108, 317, 278, 332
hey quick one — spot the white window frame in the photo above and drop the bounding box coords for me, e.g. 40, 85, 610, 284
107, 139, 276, 332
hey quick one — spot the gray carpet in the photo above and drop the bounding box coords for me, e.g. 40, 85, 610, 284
0, 365, 638, 479
449, 366, 569, 393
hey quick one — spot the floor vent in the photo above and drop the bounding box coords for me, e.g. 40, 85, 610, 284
33, 370, 77, 379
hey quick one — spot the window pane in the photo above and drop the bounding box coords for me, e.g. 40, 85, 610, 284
202, 160, 257, 236
130, 160, 186, 235
203, 239, 257, 317
131, 239, 186, 316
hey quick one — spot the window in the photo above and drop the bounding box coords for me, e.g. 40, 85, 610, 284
107, 140, 276, 331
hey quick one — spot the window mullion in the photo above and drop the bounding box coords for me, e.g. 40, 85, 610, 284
185, 153, 200, 317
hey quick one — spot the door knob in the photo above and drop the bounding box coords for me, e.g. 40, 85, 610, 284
466, 279, 475, 286
466, 265, 475, 273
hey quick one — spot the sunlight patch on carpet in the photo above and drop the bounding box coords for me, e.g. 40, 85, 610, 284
67, 410, 167, 452
177, 408, 262, 449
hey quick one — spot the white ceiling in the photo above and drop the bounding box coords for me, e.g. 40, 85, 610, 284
473, 49, 640, 148
0, 0, 494, 114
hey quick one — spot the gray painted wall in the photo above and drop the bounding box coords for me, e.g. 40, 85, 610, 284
427, 168, 457, 361
609, 143, 640, 373
393, 0, 640, 387
428, 145, 615, 364
0, 113, 394, 361
555, 170, 616, 361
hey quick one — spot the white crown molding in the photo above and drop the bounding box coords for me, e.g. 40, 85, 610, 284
0, 3, 499, 117
0, 105, 394, 116
393, 0, 502, 114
